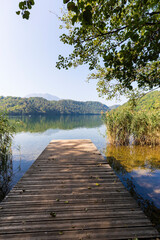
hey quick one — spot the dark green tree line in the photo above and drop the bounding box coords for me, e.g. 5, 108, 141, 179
0, 96, 109, 115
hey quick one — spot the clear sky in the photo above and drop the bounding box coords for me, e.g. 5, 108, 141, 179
0, 0, 127, 106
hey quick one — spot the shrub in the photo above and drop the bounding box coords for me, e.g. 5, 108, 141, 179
103, 108, 160, 146
0, 113, 15, 158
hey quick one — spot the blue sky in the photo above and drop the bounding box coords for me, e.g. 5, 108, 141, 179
0, 0, 127, 106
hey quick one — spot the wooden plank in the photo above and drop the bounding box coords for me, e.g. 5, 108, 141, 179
0, 228, 158, 240
0, 219, 153, 234
0, 209, 144, 219
0, 227, 158, 240
15, 181, 123, 186
0, 139, 159, 240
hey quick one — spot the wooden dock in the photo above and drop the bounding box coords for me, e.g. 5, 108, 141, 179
0, 139, 159, 239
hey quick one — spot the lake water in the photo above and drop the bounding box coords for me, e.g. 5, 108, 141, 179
1, 115, 160, 230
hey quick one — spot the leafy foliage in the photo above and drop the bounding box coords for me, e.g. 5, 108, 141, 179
0, 113, 15, 200
17, 1, 160, 99
17, 0, 35, 19
57, 0, 160, 99
0, 113, 15, 158
0, 96, 109, 115
0, 151, 13, 201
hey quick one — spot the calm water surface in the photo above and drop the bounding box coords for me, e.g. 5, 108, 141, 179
0, 115, 160, 229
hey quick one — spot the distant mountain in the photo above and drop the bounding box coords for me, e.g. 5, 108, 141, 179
109, 104, 120, 110
25, 93, 60, 101
0, 96, 110, 115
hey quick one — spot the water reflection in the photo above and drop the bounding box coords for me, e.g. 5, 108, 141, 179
106, 145, 160, 230
0, 115, 105, 201
106, 145, 160, 171
9, 115, 103, 133
0, 153, 13, 201
1, 115, 160, 231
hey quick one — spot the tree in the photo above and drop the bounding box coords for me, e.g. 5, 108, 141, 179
17, 0, 160, 99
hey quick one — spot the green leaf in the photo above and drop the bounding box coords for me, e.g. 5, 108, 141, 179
28, 4, 32, 10
125, 32, 131, 39
98, 21, 106, 30
67, 2, 75, 11
82, 9, 92, 25
72, 6, 78, 13
29, 0, 35, 5
85, 5, 92, 12
130, 33, 139, 42
63, 0, 70, 3
22, 11, 30, 20
50, 212, 56, 217
16, 11, 20, 15
19, 2, 24, 10
72, 15, 77, 25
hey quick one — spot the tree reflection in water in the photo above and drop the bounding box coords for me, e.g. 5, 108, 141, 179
0, 153, 13, 201
106, 145, 160, 231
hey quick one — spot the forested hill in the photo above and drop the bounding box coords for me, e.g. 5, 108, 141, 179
0, 96, 109, 115
117, 90, 160, 112
135, 91, 160, 112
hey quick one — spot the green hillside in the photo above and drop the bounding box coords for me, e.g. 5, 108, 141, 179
135, 91, 160, 112
0, 96, 109, 115
117, 90, 160, 112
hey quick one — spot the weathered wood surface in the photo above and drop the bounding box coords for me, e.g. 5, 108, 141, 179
0, 139, 159, 239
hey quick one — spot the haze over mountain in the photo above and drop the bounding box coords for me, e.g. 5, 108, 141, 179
25, 93, 60, 101
109, 105, 121, 110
